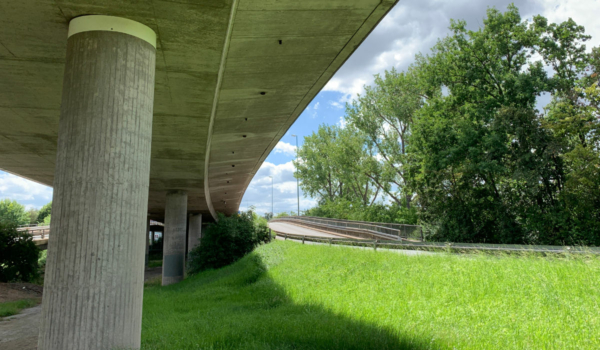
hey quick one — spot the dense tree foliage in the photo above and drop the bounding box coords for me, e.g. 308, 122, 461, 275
36, 201, 51, 224
0, 224, 40, 282
0, 199, 30, 227
296, 5, 600, 245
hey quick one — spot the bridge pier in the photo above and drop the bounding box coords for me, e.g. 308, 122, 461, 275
38, 16, 156, 350
188, 213, 202, 255
163, 190, 188, 285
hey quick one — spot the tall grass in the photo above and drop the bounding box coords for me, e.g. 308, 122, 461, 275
142, 241, 600, 349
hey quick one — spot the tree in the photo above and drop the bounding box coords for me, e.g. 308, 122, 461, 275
26, 209, 39, 225
0, 223, 40, 282
346, 68, 427, 208
37, 201, 51, 224
294, 124, 383, 206
407, 5, 597, 244
0, 199, 30, 227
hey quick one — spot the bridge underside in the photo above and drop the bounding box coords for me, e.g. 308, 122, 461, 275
0, 0, 396, 221
0, 1, 398, 349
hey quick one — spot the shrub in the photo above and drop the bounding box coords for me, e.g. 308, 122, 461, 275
0, 224, 40, 282
187, 211, 269, 274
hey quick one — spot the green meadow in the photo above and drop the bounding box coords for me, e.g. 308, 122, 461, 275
142, 241, 600, 349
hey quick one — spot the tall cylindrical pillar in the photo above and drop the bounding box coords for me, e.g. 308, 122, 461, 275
38, 16, 156, 350
188, 214, 202, 255
146, 217, 151, 267
163, 190, 187, 285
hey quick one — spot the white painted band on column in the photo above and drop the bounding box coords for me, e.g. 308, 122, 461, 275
68, 15, 156, 48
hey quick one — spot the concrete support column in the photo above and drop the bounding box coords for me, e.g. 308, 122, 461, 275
146, 217, 151, 267
188, 214, 202, 255
163, 190, 187, 285
38, 16, 156, 350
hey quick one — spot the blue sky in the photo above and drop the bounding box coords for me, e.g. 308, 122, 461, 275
2, 0, 599, 215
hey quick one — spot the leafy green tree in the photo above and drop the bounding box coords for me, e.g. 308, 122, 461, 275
346, 68, 426, 207
294, 124, 383, 206
407, 5, 597, 244
36, 201, 51, 224
0, 199, 29, 226
26, 209, 39, 224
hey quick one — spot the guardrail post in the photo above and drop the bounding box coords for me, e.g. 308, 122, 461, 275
284, 233, 287, 240
420, 227, 424, 242
374, 239, 378, 251
302, 236, 305, 244
329, 238, 332, 246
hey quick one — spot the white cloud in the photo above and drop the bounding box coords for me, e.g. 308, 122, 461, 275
338, 116, 347, 129
273, 141, 297, 157
0, 171, 52, 208
239, 161, 314, 216
313, 102, 320, 110
329, 100, 344, 109
323, 0, 556, 100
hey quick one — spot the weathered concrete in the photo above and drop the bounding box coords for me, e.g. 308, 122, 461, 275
188, 213, 202, 254
146, 217, 151, 267
163, 190, 188, 286
37, 17, 156, 350
0, 0, 399, 221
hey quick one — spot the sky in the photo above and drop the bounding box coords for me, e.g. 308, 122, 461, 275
2, 0, 599, 215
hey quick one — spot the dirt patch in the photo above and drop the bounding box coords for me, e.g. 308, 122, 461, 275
145, 266, 162, 282
0, 283, 43, 303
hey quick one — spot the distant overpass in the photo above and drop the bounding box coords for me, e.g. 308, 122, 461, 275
0, 1, 399, 349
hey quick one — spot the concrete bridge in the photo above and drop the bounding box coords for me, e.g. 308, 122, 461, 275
0, 1, 398, 349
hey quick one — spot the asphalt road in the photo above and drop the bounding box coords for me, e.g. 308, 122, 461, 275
268, 222, 341, 238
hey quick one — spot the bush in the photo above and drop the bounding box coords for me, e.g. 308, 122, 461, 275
0, 224, 40, 282
187, 211, 270, 274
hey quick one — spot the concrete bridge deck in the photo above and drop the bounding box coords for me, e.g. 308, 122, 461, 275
269, 222, 344, 238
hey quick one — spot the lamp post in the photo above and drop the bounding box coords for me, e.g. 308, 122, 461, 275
291, 134, 300, 217
268, 175, 273, 219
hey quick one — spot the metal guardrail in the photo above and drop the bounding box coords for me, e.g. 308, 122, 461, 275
271, 216, 424, 241
275, 232, 600, 255
17, 225, 50, 240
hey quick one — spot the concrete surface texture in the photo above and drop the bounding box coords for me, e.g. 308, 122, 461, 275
0, 0, 398, 221
162, 190, 188, 286
37, 27, 155, 350
188, 213, 202, 254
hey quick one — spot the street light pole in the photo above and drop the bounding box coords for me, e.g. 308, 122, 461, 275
291, 134, 300, 217
268, 175, 273, 218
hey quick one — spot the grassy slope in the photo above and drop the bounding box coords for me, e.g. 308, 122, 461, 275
142, 241, 600, 349
0, 299, 39, 317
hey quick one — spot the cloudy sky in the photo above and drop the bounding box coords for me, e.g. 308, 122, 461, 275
2, 0, 599, 215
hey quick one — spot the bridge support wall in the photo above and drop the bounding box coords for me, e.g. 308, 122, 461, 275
188, 213, 202, 255
38, 16, 156, 350
163, 190, 188, 285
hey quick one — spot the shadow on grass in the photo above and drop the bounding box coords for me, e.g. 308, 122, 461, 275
141, 250, 433, 350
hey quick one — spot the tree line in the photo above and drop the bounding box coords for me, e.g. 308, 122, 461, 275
295, 5, 600, 245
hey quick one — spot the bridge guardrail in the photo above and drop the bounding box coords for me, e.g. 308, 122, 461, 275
17, 225, 51, 240
271, 216, 424, 241
275, 232, 600, 255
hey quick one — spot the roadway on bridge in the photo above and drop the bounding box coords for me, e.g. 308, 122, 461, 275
268, 222, 342, 238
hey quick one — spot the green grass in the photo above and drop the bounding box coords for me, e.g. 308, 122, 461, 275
142, 241, 600, 349
0, 299, 39, 318
147, 259, 163, 268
